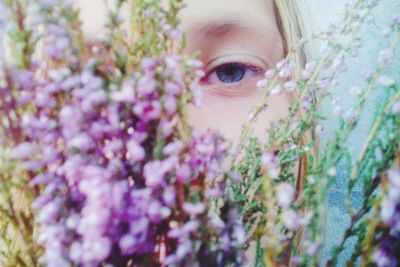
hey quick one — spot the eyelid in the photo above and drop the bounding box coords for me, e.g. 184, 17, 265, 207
204, 53, 268, 72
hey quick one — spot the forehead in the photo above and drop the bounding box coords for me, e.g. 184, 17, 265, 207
179, 0, 279, 37
179, 0, 284, 65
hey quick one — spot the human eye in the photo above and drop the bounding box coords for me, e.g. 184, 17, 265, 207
199, 55, 266, 95
201, 62, 263, 84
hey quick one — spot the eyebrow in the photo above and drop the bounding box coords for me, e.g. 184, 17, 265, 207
192, 20, 249, 38
190, 16, 281, 43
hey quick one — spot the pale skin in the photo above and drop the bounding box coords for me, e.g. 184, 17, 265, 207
180, 0, 290, 145
180, 0, 300, 190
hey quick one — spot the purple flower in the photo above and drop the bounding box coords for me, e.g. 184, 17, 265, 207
68, 133, 93, 151
137, 75, 157, 95
165, 81, 183, 95
81, 237, 112, 264
10, 142, 36, 160
111, 78, 136, 102
141, 57, 157, 73
144, 161, 166, 188
126, 139, 145, 162
119, 234, 137, 255
133, 100, 161, 121
183, 202, 206, 216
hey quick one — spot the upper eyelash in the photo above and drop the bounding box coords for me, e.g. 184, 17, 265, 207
208, 62, 258, 74
202, 62, 261, 82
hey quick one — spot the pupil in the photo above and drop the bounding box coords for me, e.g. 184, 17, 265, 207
216, 63, 245, 83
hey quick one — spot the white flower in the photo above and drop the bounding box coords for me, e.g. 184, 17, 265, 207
186, 59, 203, 69
349, 85, 362, 96
271, 85, 283, 95
392, 100, 400, 115
381, 28, 391, 38
377, 76, 395, 86
284, 81, 297, 92
343, 108, 358, 125
377, 49, 393, 66
257, 79, 268, 88
380, 197, 395, 224
332, 106, 343, 116
265, 69, 276, 79
328, 167, 337, 176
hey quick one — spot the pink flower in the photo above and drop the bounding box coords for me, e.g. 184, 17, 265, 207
176, 163, 191, 182
126, 140, 145, 162
276, 182, 296, 209
282, 209, 301, 230
261, 152, 281, 179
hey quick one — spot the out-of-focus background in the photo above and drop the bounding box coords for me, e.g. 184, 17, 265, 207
304, 0, 399, 265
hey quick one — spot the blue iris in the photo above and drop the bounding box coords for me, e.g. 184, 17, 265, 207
216, 63, 246, 83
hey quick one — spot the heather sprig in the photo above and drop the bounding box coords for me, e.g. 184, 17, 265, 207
228, 0, 400, 265
1, 0, 245, 266
0, 0, 400, 266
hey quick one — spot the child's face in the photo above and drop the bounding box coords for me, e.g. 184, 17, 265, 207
180, 0, 291, 145
76, 0, 290, 146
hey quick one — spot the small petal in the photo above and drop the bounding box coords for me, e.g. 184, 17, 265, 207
378, 76, 395, 86
10, 142, 36, 160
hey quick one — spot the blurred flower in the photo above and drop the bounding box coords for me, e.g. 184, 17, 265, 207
276, 182, 296, 209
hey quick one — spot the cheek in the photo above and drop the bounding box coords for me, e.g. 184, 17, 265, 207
187, 88, 291, 145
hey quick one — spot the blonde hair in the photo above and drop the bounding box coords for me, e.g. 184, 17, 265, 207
273, 0, 317, 189
273, 0, 319, 261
